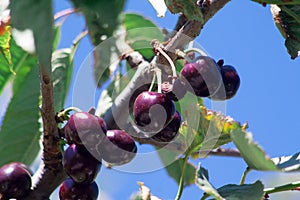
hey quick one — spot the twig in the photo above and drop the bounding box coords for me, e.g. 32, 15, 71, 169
54, 8, 76, 20
22, 65, 67, 200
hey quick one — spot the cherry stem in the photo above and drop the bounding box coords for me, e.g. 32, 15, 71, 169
240, 167, 251, 185
54, 8, 76, 21
264, 181, 300, 195
148, 71, 157, 92
156, 68, 162, 93
156, 47, 177, 79
63, 106, 82, 114
184, 48, 208, 57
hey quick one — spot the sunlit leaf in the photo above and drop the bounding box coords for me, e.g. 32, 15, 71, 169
231, 129, 278, 170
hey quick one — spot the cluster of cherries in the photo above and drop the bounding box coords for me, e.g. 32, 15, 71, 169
131, 55, 240, 141
59, 112, 137, 199
0, 55, 240, 200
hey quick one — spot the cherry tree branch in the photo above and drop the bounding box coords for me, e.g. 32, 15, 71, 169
22, 66, 67, 200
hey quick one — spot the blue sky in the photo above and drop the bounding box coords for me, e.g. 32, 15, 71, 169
54, 0, 300, 199
1, 0, 300, 199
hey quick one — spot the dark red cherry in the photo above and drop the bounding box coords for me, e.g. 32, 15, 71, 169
100, 130, 137, 166
133, 91, 175, 134
59, 178, 98, 200
211, 65, 240, 100
180, 56, 221, 97
63, 144, 101, 184
64, 112, 107, 146
0, 162, 32, 199
152, 111, 182, 142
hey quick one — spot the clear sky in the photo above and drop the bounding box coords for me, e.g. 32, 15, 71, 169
5, 0, 300, 199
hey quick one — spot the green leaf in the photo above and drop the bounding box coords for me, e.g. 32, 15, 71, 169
272, 151, 300, 172
70, 0, 125, 45
271, 4, 300, 59
253, 0, 300, 5
53, 23, 62, 50
216, 181, 264, 200
157, 149, 196, 186
196, 164, 224, 200
10, 0, 54, 73
231, 129, 278, 171
124, 13, 164, 60
52, 49, 73, 112
0, 64, 41, 166
165, 0, 204, 23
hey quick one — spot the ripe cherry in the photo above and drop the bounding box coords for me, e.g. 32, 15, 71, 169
59, 177, 99, 200
211, 64, 240, 100
180, 56, 222, 97
63, 144, 101, 184
133, 91, 175, 134
152, 110, 182, 142
0, 162, 32, 199
100, 130, 137, 166
64, 112, 107, 146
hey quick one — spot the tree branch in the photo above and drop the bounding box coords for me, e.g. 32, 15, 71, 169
22, 66, 67, 200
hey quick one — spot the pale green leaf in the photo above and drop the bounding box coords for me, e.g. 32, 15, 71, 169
231, 129, 278, 170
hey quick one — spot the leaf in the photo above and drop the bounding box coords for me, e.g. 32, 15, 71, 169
70, 0, 125, 45
52, 49, 73, 112
10, 0, 54, 73
216, 181, 264, 200
0, 25, 12, 94
180, 105, 242, 157
272, 151, 300, 172
253, 0, 300, 5
148, 0, 167, 17
94, 26, 131, 87
123, 13, 164, 60
0, 64, 41, 166
271, 4, 300, 59
165, 0, 204, 23
0, 25, 11, 65
157, 149, 196, 186
230, 129, 278, 171
53, 23, 62, 50
196, 164, 224, 200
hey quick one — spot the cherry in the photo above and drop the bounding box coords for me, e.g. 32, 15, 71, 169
63, 144, 101, 184
152, 110, 182, 142
59, 177, 98, 200
180, 56, 221, 97
0, 162, 32, 199
211, 64, 240, 100
64, 112, 107, 146
99, 130, 137, 166
133, 91, 175, 134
